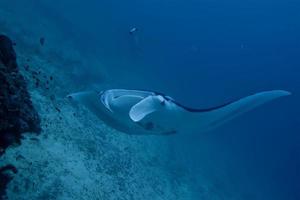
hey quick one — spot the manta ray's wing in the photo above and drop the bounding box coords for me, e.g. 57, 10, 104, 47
189, 90, 291, 132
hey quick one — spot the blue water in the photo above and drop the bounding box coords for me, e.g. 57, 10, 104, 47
3, 0, 300, 199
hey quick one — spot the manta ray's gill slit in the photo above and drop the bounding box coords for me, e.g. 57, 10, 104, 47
136, 121, 155, 131
98, 92, 112, 112
144, 122, 155, 130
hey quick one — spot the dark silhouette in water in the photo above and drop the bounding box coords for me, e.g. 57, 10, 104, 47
129, 27, 142, 55
39, 37, 45, 46
129, 27, 138, 35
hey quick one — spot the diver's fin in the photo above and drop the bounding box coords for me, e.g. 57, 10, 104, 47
129, 95, 164, 122
193, 90, 291, 131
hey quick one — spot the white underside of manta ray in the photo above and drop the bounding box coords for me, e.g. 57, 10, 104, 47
67, 89, 291, 135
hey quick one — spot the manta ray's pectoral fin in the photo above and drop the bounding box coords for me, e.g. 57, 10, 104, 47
193, 90, 291, 131
129, 95, 164, 122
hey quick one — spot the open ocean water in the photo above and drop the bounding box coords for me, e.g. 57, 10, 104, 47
0, 0, 299, 200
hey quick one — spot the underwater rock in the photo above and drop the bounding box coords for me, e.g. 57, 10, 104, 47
0, 35, 17, 69
0, 34, 41, 151
0, 165, 17, 200
0, 34, 41, 199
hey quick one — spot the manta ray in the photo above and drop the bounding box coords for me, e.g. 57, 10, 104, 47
67, 89, 290, 135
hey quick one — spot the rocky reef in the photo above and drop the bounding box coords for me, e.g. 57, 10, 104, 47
0, 35, 40, 199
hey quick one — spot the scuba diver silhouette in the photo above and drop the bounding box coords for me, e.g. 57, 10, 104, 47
129, 27, 142, 55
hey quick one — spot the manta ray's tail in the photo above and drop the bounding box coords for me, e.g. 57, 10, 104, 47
192, 90, 291, 131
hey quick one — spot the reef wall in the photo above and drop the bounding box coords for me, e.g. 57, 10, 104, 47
0, 35, 40, 200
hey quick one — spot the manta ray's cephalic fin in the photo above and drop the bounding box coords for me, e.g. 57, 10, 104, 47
129, 95, 164, 122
